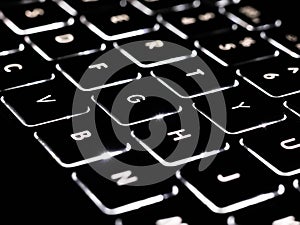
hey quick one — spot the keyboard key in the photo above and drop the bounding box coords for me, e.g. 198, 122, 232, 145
0, 21, 24, 55
55, 48, 138, 91
158, 5, 235, 39
25, 22, 106, 61
114, 27, 196, 68
240, 116, 300, 177
92, 74, 183, 126
261, 26, 300, 58
34, 111, 130, 168
150, 56, 237, 99
0, 0, 74, 35
131, 107, 229, 168
0, 48, 54, 92
177, 143, 285, 214
72, 164, 179, 215
129, 0, 200, 15
80, 4, 157, 41
193, 81, 286, 135
1, 76, 89, 127
195, 28, 278, 67
220, 0, 281, 31
236, 56, 300, 98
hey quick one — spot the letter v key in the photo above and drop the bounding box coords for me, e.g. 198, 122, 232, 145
36, 95, 56, 103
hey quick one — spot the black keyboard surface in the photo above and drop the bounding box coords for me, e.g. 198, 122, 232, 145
1, 0, 299, 224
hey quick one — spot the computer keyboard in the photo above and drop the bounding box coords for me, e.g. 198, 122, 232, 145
0, 0, 299, 224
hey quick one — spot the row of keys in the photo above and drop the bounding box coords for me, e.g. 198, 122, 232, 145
0, 0, 298, 64
0, 0, 158, 39
1, 39, 299, 138
1, 67, 299, 168
0, 0, 298, 68
3, 55, 298, 132
2, 23, 280, 65
3, 27, 299, 104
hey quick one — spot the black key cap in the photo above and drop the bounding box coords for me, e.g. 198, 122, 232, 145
193, 81, 286, 135
236, 56, 300, 98
220, 0, 281, 31
129, 0, 200, 15
158, 5, 235, 39
80, 4, 157, 41
240, 116, 300, 177
150, 56, 237, 99
34, 111, 130, 168
72, 164, 179, 215
25, 22, 105, 61
114, 26, 196, 68
195, 28, 278, 67
0, 21, 23, 55
131, 108, 229, 168
0, 0, 73, 35
0, 48, 54, 92
92, 74, 182, 126
1, 76, 89, 127
261, 26, 300, 58
59, 0, 121, 15
55, 48, 137, 92
177, 143, 285, 214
